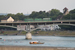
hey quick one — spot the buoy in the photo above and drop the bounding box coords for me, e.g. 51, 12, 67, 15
4, 39, 5, 41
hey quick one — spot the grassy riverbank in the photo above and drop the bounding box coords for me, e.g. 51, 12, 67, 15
32, 31, 75, 36
0, 30, 75, 36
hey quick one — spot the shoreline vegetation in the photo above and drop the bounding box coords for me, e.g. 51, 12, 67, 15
0, 30, 75, 36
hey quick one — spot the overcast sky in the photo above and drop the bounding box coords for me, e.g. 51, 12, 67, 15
0, 0, 75, 14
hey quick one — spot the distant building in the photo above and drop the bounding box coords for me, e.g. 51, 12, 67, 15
1, 16, 14, 22
25, 25, 35, 30
17, 25, 35, 31
17, 25, 26, 30
39, 25, 61, 31
63, 7, 69, 15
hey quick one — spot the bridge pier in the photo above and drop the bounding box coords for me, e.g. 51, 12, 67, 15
25, 24, 32, 40
26, 32, 32, 40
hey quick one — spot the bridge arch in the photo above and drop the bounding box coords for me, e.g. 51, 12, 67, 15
48, 23, 75, 26
27, 23, 75, 32
0, 25, 17, 29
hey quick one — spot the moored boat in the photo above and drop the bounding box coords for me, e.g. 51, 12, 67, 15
29, 41, 44, 44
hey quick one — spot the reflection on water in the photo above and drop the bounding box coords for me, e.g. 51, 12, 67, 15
0, 36, 75, 47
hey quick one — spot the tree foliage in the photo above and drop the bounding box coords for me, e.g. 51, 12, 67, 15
59, 25, 75, 30
29, 9, 62, 20
0, 13, 28, 21
50, 9, 60, 16
0, 9, 75, 21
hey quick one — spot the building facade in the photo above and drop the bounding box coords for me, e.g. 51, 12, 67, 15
39, 25, 61, 31
63, 7, 69, 15
1, 16, 14, 22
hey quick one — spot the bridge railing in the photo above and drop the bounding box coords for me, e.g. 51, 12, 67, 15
0, 20, 75, 23
23, 19, 75, 22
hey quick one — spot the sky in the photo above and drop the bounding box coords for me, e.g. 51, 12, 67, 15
0, 0, 75, 14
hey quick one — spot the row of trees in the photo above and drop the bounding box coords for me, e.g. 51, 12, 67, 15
29, 9, 63, 20
0, 9, 75, 21
0, 13, 28, 21
0, 9, 63, 21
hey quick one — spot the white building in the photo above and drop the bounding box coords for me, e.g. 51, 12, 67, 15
17, 25, 35, 31
39, 25, 61, 31
1, 16, 14, 22
7, 16, 14, 22
17, 25, 26, 30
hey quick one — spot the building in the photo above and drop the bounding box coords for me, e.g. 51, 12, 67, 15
17, 25, 26, 31
63, 7, 69, 15
17, 25, 35, 31
39, 25, 61, 31
1, 16, 14, 22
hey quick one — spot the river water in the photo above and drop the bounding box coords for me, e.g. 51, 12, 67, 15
0, 36, 75, 47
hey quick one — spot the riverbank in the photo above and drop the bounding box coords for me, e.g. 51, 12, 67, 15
0, 31, 75, 36
0, 46, 75, 50
32, 31, 75, 36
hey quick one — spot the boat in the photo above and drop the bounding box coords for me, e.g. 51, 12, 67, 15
29, 41, 44, 44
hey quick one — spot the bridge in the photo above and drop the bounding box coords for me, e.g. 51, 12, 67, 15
0, 20, 75, 25
0, 20, 75, 39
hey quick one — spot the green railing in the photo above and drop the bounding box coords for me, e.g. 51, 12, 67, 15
24, 18, 52, 22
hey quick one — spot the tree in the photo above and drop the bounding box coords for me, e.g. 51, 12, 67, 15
50, 9, 62, 20
50, 9, 60, 16
0, 15, 5, 21
15, 13, 26, 20
70, 9, 75, 14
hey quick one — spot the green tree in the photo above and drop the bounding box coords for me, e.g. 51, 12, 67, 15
0, 15, 5, 21
15, 13, 26, 20
50, 9, 60, 16
29, 11, 49, 18
50, 9, 62, 20
70, 9, 75, 14
29, 11, 39, 18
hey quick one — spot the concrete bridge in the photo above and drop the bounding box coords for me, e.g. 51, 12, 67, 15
0, 20, 75, 25
0, 20, 75, 39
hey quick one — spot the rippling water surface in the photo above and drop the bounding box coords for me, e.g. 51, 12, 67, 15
0, 36, 75, 47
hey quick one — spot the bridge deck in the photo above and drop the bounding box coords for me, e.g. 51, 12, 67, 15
0, 20, 75, 25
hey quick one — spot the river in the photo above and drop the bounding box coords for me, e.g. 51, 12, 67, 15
0, 35, 75, 47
